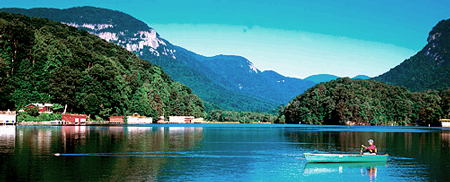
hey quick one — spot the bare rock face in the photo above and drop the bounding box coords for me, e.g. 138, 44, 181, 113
63, 22, 176, 59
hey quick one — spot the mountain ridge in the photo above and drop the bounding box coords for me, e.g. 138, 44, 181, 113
1, 6, 316, 111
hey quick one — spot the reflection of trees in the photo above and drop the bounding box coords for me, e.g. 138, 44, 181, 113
284, 129, 449, 156
0, 126, 15, 153
105, 126, 204, 181
10, 126, 205, 181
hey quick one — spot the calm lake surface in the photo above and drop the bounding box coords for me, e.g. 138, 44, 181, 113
1, 124, 450, 181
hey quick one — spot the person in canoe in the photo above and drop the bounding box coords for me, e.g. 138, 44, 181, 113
360, 139, 377, 155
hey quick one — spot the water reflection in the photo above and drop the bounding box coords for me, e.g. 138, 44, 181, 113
6, 126, 205, 156
285, 127, 450, 181
3, 125, 450, 181
285, 130, 389, 153
304, 162, 386, 181
0, 126, 15, 153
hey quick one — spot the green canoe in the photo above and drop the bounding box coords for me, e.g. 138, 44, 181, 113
304, 153, 388, 163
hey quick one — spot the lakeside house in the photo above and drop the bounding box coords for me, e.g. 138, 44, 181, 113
24, 103, 54, 113
62, 113, 87, 125
127, 113, 152, 124
0, 110, 16, 125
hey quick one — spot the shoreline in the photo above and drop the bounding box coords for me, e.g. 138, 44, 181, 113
3, 121, 439, 127
6, 121, 272, 126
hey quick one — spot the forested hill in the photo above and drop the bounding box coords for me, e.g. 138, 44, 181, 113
0, 6, 316, 112
0, 12, 205, 119
284, 78, 450, 126
373, 18, 450, 92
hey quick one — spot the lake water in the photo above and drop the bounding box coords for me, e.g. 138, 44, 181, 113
1, 124, 450, 181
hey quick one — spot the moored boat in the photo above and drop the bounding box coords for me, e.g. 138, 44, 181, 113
304, 153, 388, 163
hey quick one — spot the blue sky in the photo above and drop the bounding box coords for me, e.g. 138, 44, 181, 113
3, 0, 450, 78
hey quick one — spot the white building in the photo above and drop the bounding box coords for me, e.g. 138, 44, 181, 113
127, 113, 153, 124
441, 119, 450, 127
169, 116, 194, 123
0, 110, 16, 125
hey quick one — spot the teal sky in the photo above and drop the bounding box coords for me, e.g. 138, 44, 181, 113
3, 0, 450, 78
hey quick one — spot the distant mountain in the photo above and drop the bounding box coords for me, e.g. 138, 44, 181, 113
372, 18, 450, 92
305, 74, 371, 84
2, 6, 316, 112
304, 74, 339, 83
353, 75, 371, 80
174, 46, 316, 104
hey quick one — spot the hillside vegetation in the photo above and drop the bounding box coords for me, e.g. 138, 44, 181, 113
145, 48, 279, 112
0, 12, 205, 119
284, 78, 450, 126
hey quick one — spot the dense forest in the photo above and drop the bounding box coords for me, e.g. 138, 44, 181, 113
373, 18, 450, 92
284, 78, 450, 126
0, 12, 205, 120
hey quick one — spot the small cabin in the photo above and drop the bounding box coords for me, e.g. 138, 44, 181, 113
0, 110, 16, 125
109, 116, 124, 125
191, 118, 204, 123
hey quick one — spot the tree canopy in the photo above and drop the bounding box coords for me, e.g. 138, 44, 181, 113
284, 78, 450, 126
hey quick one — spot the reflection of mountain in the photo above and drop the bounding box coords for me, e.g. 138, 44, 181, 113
0, 126, 15, 153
